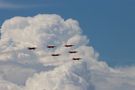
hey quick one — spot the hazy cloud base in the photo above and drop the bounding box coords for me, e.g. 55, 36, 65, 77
0, 14, 135, 90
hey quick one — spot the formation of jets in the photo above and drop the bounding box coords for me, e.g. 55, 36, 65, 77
27, 44, 82, 61
0, 44, 81, 90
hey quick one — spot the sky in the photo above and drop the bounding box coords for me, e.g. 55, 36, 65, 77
0, 0, 135, 67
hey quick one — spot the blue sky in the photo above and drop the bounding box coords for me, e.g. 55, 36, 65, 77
0, 0, 135, 67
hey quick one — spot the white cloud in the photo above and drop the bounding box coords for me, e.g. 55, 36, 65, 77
0, 14, 135, 90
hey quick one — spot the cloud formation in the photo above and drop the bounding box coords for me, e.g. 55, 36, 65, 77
0, 1, 46, 9
0, 1, 18, 9
0, 14, 135, 90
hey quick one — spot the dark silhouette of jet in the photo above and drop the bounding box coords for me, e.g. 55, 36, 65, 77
65, 45, 74, 47
51, 54, 60, 56
47, 45, 56, 48
69, 51, 77, 53
28, 47, 36, 50
72, 58, 81, 60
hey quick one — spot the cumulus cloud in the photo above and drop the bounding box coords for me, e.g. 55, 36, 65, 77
0, 14, 135, 90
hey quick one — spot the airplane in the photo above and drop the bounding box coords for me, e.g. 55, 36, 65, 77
69, 51, 78, 53
28, 47, 36, 50
72, 58, 81, 60
47, 45, 56, 48
51, 54, 60, 56
65, 45, 74, 47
